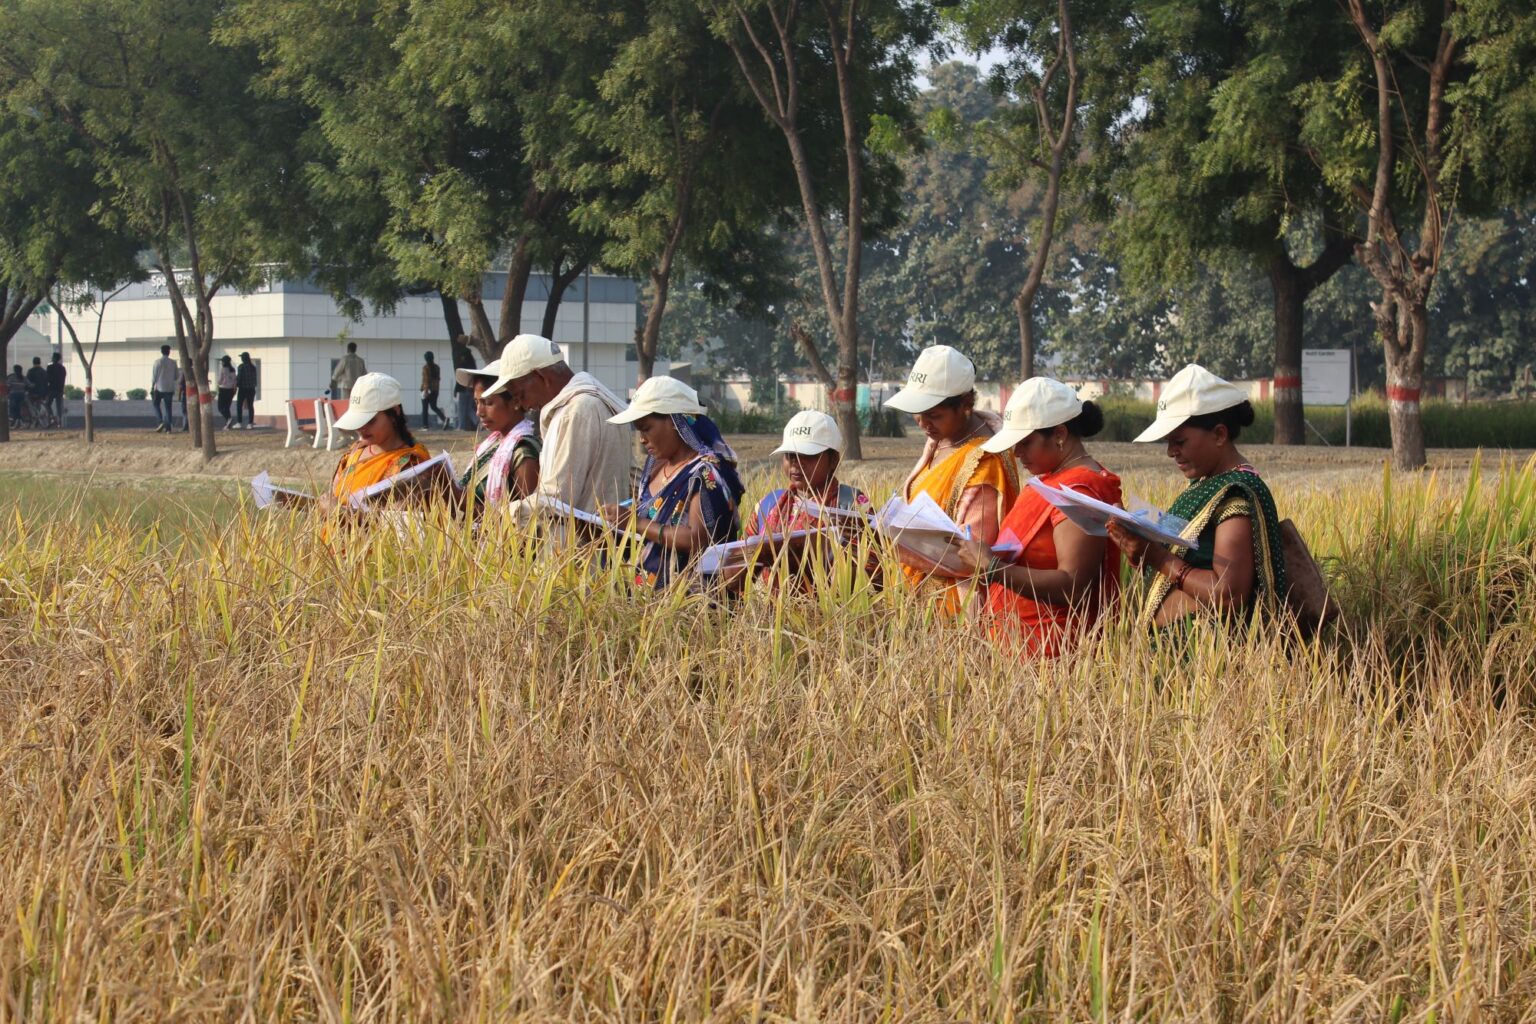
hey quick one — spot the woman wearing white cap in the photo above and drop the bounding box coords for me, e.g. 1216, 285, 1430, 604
455, 359, 541, 510
325, 372, 432, 507
601, 376, 746, 588
1107, 364, 1287, 627
886, 345, 1020, 610
913, 378, 1123, 654
731, 410, 874, 589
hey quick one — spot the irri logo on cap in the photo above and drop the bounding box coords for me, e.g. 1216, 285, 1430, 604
791, 425, 813, 435
908, 371, 928, 385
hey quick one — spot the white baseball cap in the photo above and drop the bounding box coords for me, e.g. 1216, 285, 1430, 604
454, 358, 499, 389
772, 410, 843, 456
1134, 363, 1250, 443
331, 372, 404, 432
981, 377, 1084, 454
608, 375, 707, 424
885, 345, 976, 414
481, 334, 565, 398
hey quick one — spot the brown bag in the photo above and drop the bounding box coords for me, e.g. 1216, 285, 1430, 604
1279, 519, 1336, 635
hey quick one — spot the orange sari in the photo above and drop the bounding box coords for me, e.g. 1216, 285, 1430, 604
988, 465, 1122, 655
900, 435, 1021, 612
331, 442, 431, 503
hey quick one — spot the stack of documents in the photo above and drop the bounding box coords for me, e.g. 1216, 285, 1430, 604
347, 452, 459, 509
1025, 478, 1193, 549
249, 471, 314, 509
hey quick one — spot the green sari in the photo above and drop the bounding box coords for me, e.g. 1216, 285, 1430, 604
1140, 468, 1287, 626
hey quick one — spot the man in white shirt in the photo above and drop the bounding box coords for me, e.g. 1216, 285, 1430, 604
150, 345, 178, 433
483, 333, 631, 515
329, 342, 366, 400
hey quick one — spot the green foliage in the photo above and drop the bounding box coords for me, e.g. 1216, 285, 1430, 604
125, 388, 148, 402
63, 386, 83, 400
96, 388, 116, 401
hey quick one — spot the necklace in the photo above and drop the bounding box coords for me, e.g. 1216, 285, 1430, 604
933, 418, 985, 453
648, 457, 690, 493
1055, 452, 1095, 474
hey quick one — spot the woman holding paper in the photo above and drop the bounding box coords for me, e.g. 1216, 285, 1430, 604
600, 376, 744, 589
887, 345, 1020, 610
455, 359, 541, 510
1106, 364, 1287, 628
901, 378, 1122, 652
325, 373, 432, 507
726, 410, 874, 590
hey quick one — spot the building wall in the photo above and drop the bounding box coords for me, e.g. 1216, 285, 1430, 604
31, 273, 639, 416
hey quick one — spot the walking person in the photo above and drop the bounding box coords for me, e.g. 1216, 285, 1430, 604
329, 341, 365, 400
150, 345, 177, 433
25, 358, 49, 425
216, 355, 237, 429
452, 341, 477, 431
234, 352, 258, 429
175, 366, 189, 431
6, 364, 26, 425
45, 353, 66, 427
419, 351, 448, 430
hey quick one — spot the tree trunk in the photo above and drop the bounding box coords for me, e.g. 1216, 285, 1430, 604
636, 268, 670, 384
0, 340, 10, 444
832, 316, 862, 461
1015, 298, 1037, 380
1383, 296, 1428, 471
83, 370, 94, 443
1268, 256, 1306, 446
498, 237, 536, 342
439, 293, 466, 345
541, 257, 586, 340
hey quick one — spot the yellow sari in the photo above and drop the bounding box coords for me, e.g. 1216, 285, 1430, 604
331, 442, 431, 503
901, 435, 1021, 611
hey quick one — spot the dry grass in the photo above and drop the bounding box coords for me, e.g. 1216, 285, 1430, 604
2, 457, 1536, 1021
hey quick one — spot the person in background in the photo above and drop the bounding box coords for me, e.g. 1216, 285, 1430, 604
482, 334, 630, 516
329, 341, 365, 400
150, 345, 177, 433
234, 352, 258, 429
420, 351, 448, 430
601, 376, 744, 589
174, 365, 189, 431
730, 409, 873, 590
908, 378, 1122, 655
1107, 364, 1287, 629
216, 355, 237, 429
325, 373, 431, 506
25, 358, 49, 418
46, 353, 66, 427
6, 364, 26, 425
455, 359, 540, 512
886, 344, 1020, 613
452, 341, 477, 431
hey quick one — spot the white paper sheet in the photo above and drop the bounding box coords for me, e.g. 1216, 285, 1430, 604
695, 528, 835, 574
347, 451, 459, 509
1025, 478, 1193, 548
249, 471, 314, 509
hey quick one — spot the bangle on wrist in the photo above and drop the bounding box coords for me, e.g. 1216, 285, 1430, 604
1170, 559, 1193, 590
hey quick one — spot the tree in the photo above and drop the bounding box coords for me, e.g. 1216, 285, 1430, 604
1096, 0, 1360, 445
52, 275, 141, 443
2, 0, 306, 460
0, 93, 134, 441
568, 0, 794, 382
706, 0, 931, 460
1431, 206, 1536, 395
1300, 0, 1536, 468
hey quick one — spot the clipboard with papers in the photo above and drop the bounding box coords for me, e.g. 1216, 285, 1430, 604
249, 471, 315, 509
1025, 478, 1194, 549
347, 452, 460, 509
695, 527, 837, 574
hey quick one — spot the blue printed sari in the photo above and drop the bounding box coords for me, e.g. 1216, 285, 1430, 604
634, 414, 745, 588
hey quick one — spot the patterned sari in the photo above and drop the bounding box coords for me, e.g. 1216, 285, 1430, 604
901, 433, 1021, 612
331, 442, 431, 503
988, 465, 1123, 655
461, 421, 540, 509
633, 414, 745, 589
1139, 466, 1287, 626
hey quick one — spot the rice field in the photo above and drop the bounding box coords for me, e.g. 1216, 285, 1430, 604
2, 452, 1535, 1021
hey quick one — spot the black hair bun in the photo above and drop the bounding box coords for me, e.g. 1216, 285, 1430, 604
1069, 400, 1105, 438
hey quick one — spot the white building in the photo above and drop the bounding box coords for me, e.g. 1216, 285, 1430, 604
27, 270, 640, 419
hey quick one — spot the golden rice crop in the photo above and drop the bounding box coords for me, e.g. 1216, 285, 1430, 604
1, 459, 1535, 1021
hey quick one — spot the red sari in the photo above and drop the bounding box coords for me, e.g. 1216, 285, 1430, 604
987, 465, 1123, 655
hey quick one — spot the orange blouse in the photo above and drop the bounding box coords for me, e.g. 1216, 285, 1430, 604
901, 435, 1021, 612
987, 465, 1122, 655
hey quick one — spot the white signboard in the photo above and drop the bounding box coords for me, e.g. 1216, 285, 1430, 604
1302, 349, 1352, 406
